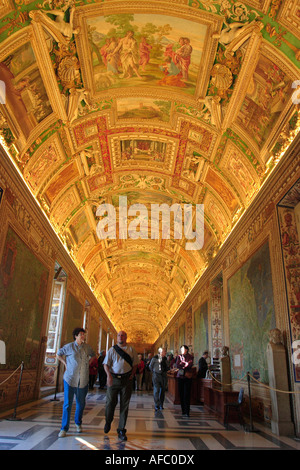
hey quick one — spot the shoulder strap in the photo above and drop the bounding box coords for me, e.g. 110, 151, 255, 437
113, 344, 133, 367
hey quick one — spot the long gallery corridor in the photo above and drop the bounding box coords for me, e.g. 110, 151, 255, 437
0, 388, 299, 452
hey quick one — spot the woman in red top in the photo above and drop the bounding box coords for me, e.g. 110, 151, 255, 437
89, 355, 99, 389
176, 345, 194, 417
135, 353, 145, 391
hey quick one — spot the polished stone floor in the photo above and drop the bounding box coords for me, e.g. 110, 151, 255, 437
0, 387, 299, 452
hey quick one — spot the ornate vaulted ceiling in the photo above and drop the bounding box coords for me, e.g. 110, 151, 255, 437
0, 0, 299, 344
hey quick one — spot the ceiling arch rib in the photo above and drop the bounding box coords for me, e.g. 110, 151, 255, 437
0, 0, 299, 343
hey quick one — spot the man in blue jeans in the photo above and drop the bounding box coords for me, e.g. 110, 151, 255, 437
57, 328, 96, 437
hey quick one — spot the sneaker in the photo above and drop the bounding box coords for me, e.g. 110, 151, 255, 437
76, 424, 82, 433
58, 430, 67, 438
104, 422, 111, 434
118, 429, 127, 441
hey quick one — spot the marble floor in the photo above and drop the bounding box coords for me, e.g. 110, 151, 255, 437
0, 387, 299, 452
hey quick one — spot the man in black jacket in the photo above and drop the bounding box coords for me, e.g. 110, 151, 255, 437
149, 347, 168, 411
197, 351, 209, 378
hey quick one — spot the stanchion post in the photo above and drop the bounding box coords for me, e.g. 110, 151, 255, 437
50, 360, 60, 401
7, 361, 24, 421
245, 371, 259, 432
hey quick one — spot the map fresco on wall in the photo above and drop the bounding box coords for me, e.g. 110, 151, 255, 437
0, 227, 49, 369
87, 13, 207, 95
88, 315, 99, 353
228, 241, 276, 384
194, 301, 208, 366
63, 293, 83, 344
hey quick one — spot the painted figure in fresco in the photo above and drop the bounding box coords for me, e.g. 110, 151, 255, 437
158, 37, 192, 86
139, 36, 152, 71
158, 44, 186, 88
100, 38, 110, 67
111, 30, 142, 79
281, 210, 298, 256
106, 37, 121, 75
173, 37, 193, 81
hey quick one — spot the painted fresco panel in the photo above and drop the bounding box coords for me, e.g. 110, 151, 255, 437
0, 42, 52, 138
87, 14, 207, 96
120, 139, 167, 163
236, 55, 293, 148
117, 97, 171, 122
69, 210, 91, 245
228, 241, 276, 383
0, 227, 49, 369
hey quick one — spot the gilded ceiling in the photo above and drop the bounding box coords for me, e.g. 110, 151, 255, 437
0, 0, 299, 344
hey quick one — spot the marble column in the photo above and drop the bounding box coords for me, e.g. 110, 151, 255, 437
267, 328, 294, 436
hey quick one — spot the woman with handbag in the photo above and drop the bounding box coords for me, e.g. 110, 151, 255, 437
176, 345, 194, 417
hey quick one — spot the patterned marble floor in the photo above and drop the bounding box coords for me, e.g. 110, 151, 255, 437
0, 387, 299, 452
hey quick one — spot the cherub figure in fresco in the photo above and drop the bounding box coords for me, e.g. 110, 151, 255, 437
30, 0, 79, 44
139, 36, 152, 72
110, 30, 142, 79
216, 19, 263, 52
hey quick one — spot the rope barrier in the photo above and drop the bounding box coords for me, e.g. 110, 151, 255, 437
208, 370, 248, 386
208, 369, 300, 395
0, 364, 22, 386
248, 373, 300, 394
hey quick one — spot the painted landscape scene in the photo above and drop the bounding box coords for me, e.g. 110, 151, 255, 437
87, 13, 207, 96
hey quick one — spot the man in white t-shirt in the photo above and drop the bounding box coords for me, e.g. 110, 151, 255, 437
103, 330, 138, 441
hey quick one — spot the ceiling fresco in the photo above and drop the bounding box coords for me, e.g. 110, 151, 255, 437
0, 0, 299, 344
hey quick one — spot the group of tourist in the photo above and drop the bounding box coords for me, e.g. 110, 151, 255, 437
56, 327, 209, 441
